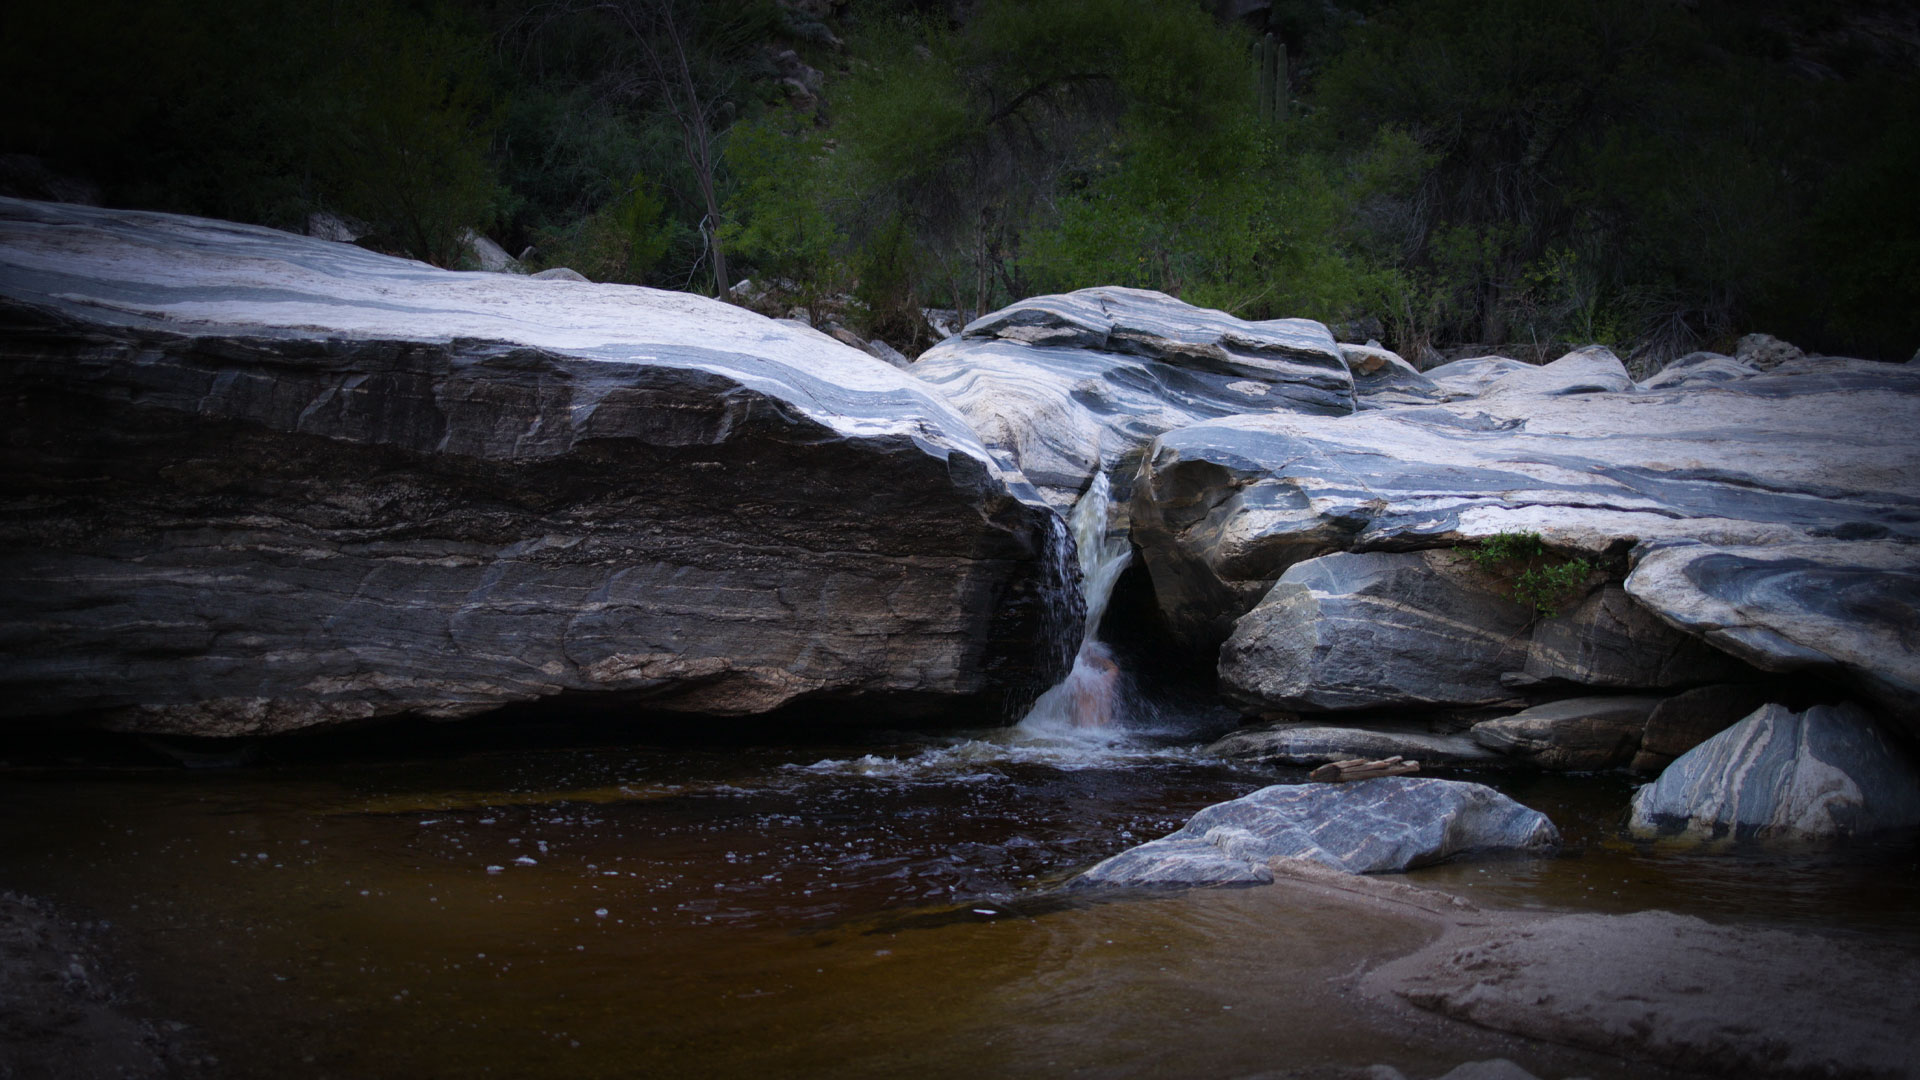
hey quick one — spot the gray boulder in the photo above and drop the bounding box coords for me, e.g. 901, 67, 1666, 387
1626, 539, 1920, 725
530, 266, 589, 282
1469, 696, 1661, 771
910, 286, 1352, 509
1219, 550, 1534, 712
461, 228, 520, 273
1628, 702, 1920, 842
1216, 551, 1741, 714
1207, 723, 1502, 766
0, 197, 1071, 735
1072, 777, 1559, 886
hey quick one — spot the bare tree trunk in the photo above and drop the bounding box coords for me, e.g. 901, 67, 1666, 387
601, 0, 732, 301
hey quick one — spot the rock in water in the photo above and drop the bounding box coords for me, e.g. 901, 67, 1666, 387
1628, 702, 1920, 842
1207, 723, 1501, 767
0, 198, 1071, 735
1071, 777, 1559, 886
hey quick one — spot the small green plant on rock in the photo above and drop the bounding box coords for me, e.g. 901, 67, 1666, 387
1464, 531, 1594, 618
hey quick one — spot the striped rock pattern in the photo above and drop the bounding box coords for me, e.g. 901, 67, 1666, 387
910, 287, 1358, 510
1131, 359, 1920, 656
1071, 777, 1560, 885
1628, 702, 1920, 841
0, 198, 1072, 734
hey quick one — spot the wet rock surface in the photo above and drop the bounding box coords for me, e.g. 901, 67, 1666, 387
909, 286, 1352, 508
1628, 702, 1920, 842
0, 198, 1070, 734
1071, 777, 1559, 885
1370, 908, 1920, 1079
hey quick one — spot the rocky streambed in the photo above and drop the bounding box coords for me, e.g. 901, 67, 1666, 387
3, 197, 1920, 1078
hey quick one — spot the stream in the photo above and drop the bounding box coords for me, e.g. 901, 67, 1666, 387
3, 717, 1917, 1080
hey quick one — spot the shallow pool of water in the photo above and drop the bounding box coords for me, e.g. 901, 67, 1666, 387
2, 719, 1914, 1079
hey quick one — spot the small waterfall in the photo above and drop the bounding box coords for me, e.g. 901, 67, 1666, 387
1018, 471, 1137, 736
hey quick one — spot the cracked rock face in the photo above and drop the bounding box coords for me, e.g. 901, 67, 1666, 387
0, 198, 1074, 735
910, 287, 1354, 511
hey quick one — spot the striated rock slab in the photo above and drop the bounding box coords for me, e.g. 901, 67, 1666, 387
1131, 360, 1920, 652
1207, 723, 1502, 766
1469, 695, 1661, 771
1626, 539, 1920, 724
0, 198, 1073, 735
1070, 777, 1559, 886
910, 287, 1352, 509
1511, 584, 1751, 690
1215, 550, 1743, 714
1628, 702, 1920, 842
1219, 550, 1534, 712
1372, 909, 1920, 1080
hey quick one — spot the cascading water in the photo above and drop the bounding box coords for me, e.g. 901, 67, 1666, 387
1017, 470, 1140, 738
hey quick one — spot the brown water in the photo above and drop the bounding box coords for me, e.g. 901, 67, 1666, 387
2, 721, 1916, 1079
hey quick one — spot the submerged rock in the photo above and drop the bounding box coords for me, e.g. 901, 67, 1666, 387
1469, 696, 1661, 771
1628, 702, 1920, 842
1207, 723, 1501, 767
909, 286, 1352, 509
0, 197, 1071, 735
1071, 777, 1559, 886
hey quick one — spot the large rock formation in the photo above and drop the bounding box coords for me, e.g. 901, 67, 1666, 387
1628, 702, 1920, 842
0, 198, 1073, 735
1131, 354, 1920, 714
909, 287, 1355, 509
1070, 777, 1559, 886
1216, 550, 1747, 714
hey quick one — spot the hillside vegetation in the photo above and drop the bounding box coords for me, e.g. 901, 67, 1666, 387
7, 0, 1914, 362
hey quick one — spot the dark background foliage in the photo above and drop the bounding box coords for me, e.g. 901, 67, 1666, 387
3, 0, 1914, 361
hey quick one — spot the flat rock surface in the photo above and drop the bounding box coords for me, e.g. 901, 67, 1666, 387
1368, 908, 1920, 1079
0, 198, 1071, 733
911, 287, 1352, 508
1628, 702, 1920, 842
1071, 777, 1559, 885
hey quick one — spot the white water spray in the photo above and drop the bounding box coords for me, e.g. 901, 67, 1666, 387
1018, 471, 1137, 737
